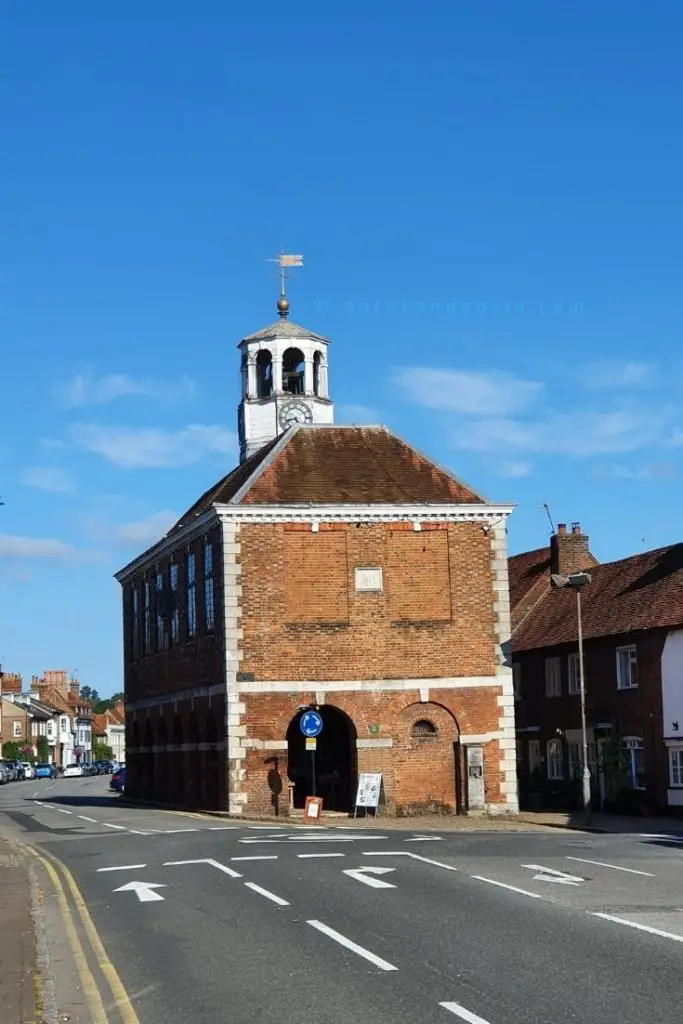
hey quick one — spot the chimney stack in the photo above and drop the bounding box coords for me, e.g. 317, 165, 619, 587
550, 520, 592, 577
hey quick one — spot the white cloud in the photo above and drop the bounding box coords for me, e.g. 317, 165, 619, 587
70, 423, 237, 469
113, 510, 177, 546
500, 461, 532, 478
579, 360, 656, 390
54, 372, 196, 409
0, 534, 77, 559
391, 367, 543, 416
336, 404, 382, 423
21, 466, 76, 493
453, 407, 669, 456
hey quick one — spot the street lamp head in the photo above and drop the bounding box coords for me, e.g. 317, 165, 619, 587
567, 571, 592, 588
551, 571, 592, 589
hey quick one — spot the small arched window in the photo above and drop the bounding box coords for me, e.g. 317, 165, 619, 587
411, 719, 437, 740
256, 350, 273, 398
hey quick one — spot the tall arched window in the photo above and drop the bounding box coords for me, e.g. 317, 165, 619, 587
256, 350, 273, 398
282, 348, 305, 395
313, 351, 322, 396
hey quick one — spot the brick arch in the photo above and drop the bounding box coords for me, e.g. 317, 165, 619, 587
395, 701, 460, 745
392, 701, 461, 814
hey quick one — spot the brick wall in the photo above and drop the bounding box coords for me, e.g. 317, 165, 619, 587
514, 628, 667, 808
240, 521, 497, 681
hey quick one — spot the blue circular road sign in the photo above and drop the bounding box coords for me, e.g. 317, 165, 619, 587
300, 709, 323, 738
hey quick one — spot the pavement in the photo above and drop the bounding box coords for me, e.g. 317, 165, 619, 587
3, 777, 683, 1023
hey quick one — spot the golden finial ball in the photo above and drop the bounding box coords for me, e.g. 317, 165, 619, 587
277, 295, 290, 315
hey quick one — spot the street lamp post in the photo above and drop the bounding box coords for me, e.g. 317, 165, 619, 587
551, 570, 592, 824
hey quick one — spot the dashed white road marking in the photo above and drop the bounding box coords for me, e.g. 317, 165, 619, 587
207, 826, 238, 831
365, 851, 459, 872
103, 823, 127, 831
471, 876, 542, 899
297, 853, 345, 859
440, 1001, 492, 1023
78, 815, 98, 823
567, 856, 655, 877
593, 912, 683, 944
55, 809, 73, 815
159, 829, 198, 834
97, 864, 147, 873
307, 920, 398, 971
243, 882, 289, 906
231, 856, 278, 862
164, 858, 242, 879
405, 836, 443, 842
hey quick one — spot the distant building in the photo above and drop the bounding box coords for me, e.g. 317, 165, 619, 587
116, 294, 517, 817
511, 523, 683, 814
92, 700, 125, 763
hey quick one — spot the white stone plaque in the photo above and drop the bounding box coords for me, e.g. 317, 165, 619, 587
355, 567, 383, 592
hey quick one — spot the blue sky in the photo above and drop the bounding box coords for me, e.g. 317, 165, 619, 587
2, 1, 683, 694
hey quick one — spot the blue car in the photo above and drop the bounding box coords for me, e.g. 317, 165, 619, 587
34, 763, 57, 779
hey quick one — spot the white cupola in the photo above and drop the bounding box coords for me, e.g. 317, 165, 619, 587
237, 291, 334, 462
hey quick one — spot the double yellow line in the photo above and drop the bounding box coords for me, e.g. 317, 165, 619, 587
26, 844, 140, 1024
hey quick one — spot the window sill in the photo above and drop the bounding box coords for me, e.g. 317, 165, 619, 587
616, 684, 638, 691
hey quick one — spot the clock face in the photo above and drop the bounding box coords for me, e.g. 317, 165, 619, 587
278, 399, 313, 430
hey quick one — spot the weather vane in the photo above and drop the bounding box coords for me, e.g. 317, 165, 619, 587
266, 251, 303, 318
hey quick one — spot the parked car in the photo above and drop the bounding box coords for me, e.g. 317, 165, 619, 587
63, 764, 83, 778
1, 760, 17, 781
110, 766, 126, 793
9, 761, 26, 780
0, 764, 8, 785
21, 762, 34, 780
34, 763, 58, 779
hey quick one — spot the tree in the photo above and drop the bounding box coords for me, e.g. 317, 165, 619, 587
2, 741, 21, 760
93, 741, 113, 761
36, 736, 49, 762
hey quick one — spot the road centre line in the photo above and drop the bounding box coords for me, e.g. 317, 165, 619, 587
567, 856, 655, 877
471, 876, 542, 899
159, 829, 198, 834
55, 808, 73, 814
103, 823, 127, 830
243, 881, 289, 906
97, 864, 147, 872
592, 912, 683, 943
78, 816, 98, 823
307, 920, 398, 971
440, 1001, 493, 1023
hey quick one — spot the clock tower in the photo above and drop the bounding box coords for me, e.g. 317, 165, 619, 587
237, 292, 334, 462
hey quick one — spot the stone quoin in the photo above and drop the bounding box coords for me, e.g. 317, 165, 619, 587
115, 286, 518, 817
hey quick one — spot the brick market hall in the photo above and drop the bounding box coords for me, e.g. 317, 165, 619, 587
116, 268, 519, 817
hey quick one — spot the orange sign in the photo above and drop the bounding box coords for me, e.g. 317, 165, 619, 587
304, 796, 323, 822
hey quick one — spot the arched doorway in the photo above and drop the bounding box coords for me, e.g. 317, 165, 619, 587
286, 705, 357, 812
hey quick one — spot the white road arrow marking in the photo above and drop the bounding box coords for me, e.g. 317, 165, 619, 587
113, 881, 167, 903
521, 864, 584, 885
343, 866, 397, 889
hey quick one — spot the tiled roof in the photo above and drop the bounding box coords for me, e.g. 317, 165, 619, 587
170, 437, 282, 531
39, 686, 71, 714
508, 547, 551, 610
513, 542, 683, 650
170, 425, 486, 533
239, 426, 486, 505
240, 319, 329, 345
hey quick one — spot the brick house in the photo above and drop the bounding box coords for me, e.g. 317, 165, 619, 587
116, 299, 517, 817
92, 701, 125, 763
511, 522, 683, 814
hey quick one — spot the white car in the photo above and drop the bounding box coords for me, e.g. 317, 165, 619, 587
21, 762, 34, 780
63, 764, 83, 778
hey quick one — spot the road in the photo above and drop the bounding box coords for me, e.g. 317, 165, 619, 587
2, 777, 683, 1024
